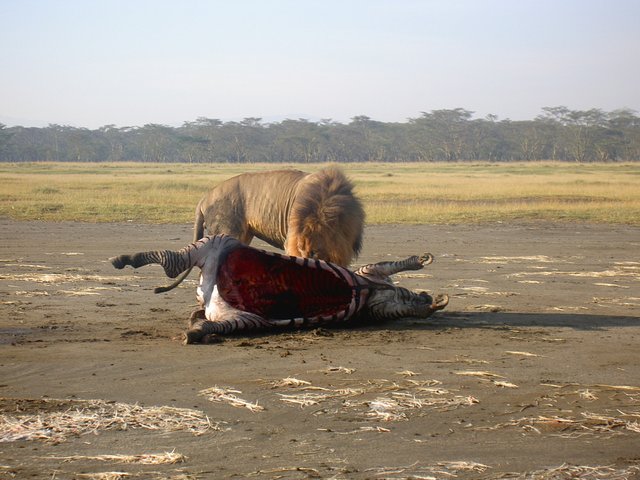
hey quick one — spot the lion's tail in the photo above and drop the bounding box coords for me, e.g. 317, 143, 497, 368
154, 198, 206, 294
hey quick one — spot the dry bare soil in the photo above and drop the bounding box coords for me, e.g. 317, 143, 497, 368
1, 220, 639, 479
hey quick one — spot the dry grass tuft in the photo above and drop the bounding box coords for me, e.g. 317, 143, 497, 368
505, 350, 541, 357
0, 397, 214, 443
75, 472, 196, 480
76, 472, 132, 480
454, 370, 505, 378
49, 452, 187, 465
322, 366, 356, 374
514, 463, 640, 479
246, 466, 321, 477
199, 386, 264, 412
360, 393, 479, 422
481, 412, 640, 437
267, 376, 475, 421
365, 460, 490, 478
270, 377, 312, 388
454, 370, 520, 388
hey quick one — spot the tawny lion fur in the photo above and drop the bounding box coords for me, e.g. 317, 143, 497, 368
155, 166, 365, 293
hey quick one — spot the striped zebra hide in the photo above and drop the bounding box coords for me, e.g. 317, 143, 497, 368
111, 234, 448, 344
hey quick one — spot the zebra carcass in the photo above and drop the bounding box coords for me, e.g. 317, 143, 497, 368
110, 235, 448, 344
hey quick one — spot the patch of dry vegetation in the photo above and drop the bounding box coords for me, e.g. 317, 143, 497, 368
1, 162, 639, 224
0, 397, 215, 443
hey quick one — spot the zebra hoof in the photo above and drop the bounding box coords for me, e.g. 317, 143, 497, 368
110, 255, 128, 269
431, 294, 449, 311
182, 330, 223, 345
419, 253, 434, 266
183, 329, 204, 345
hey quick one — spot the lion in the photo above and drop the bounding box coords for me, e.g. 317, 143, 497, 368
155, 166, 365, 293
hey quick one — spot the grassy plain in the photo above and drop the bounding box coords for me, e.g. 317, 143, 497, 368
1, 162, 639, 225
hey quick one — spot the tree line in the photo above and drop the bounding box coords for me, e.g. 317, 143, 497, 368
1, 107, 639, 163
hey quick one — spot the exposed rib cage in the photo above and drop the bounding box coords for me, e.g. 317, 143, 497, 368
213, 247, 370, 325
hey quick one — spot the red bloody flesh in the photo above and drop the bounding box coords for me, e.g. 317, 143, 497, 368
217, 247, 353, 319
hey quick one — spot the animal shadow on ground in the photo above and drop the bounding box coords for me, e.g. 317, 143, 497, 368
383, 311, 640, 332
207, 311, 640, 344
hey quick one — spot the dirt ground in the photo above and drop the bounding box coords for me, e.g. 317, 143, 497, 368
1, 219, 639, 479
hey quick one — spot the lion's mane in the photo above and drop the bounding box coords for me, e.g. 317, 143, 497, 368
287, 166, 364, 266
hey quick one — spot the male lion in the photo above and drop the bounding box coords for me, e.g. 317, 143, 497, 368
155, 166, 365, 293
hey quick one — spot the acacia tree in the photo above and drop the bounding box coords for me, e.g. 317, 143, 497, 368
1, 107, 639, 162
179, 117, 223, 162
538, 107, 609, 161
409, 109, 474, 161
607, 109, 640, 160
0, 124, 12, 158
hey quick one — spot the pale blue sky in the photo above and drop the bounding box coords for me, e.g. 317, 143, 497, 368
1, 0, 639, 128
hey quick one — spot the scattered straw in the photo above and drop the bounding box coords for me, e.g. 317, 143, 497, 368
278, 387, 365, 408
366, 460, 490, 478
455, 370, 505, 379
76, 473, 195, 480
323, 366, 355, 374
405, 379, 443, 387
277, 393, 323, 407
480, 412, 640, 437
578, 389, 599, 400
480, 255, 554, 263
49, 452, 186, 465
247, 467, 320, 477
317, 426, 391, 434
505, 351, 540, 357
270, 377, 311, 388
0, 397, 213, 443
359, 393, 478, 422
437, 461, 490, 473
515, 463, 640, 480
199, 386, 264, 412
493, 381, 519, 389
593, 384, 640, 392
76, 472, 131, 480
427, 357, 489, 365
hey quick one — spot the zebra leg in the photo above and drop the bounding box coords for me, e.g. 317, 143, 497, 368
111, 235, 242, 280
365, 285, 449, 321
183, 302, 275, 344
110, 250, 191, 278
355, 254, 433, 281
183, 309, 216, 344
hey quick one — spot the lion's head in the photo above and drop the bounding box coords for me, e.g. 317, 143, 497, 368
286, 167, 364, 266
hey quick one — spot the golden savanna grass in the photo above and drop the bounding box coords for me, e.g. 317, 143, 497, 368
0, 162, 638, 224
